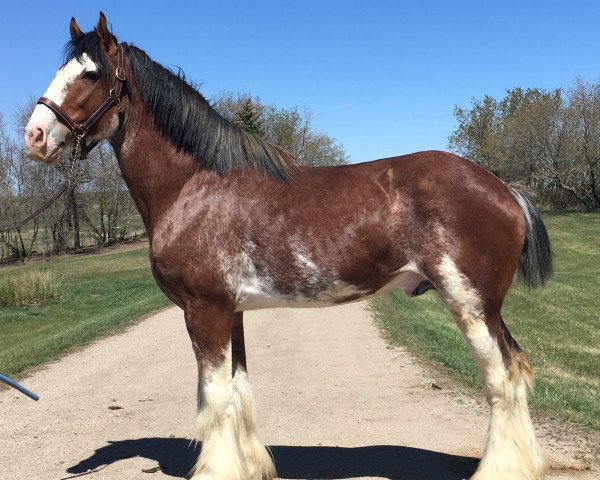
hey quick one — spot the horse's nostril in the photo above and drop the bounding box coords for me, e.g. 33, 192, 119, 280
31, 127, 45, 146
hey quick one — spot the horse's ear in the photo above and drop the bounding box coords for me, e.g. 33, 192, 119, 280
96, 12, 117, 55
69, 17, 83, 39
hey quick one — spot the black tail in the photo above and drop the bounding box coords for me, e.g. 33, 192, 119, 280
510, 186, 553, 288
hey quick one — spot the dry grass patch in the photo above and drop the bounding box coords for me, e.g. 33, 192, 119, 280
0, 270, 61, 306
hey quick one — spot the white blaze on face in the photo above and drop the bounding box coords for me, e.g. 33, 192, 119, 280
25, 54, 97, 163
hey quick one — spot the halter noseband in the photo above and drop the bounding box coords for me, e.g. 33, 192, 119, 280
37, 43, 126, 157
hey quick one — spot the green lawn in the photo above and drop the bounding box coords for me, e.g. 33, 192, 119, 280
370, 212, 600, 431
0, 247, 171, 378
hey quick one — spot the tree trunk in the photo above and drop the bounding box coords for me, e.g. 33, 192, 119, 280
69, 188, 81, 250
53, 212, 68, 254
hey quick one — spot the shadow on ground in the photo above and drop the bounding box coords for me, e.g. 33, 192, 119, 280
65, 437, 479, 479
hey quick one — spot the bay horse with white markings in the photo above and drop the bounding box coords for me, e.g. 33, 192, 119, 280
25, 13, 552, 480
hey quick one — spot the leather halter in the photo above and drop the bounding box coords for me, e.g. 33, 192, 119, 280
0, 45, 127, 233
37, 43, 126, 152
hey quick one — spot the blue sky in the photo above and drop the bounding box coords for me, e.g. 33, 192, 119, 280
2, 1, 600, 163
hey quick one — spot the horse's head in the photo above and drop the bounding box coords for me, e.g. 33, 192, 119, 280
25, 13, 125, 165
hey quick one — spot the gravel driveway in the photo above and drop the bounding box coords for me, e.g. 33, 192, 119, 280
0, 302, 596, 479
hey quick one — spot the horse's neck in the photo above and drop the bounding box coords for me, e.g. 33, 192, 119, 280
110, 114, 196, 237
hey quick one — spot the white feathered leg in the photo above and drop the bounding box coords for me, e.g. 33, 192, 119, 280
191, 342, 275, 480
439, 255, 545, 480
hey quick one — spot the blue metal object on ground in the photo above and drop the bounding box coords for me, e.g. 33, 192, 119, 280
0, 373, 39, 401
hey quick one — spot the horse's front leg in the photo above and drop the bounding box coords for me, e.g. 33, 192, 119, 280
232, 312, 247, 372
185, 301, 274, 480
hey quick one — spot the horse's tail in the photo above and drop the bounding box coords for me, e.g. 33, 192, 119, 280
509, 185, 553, 288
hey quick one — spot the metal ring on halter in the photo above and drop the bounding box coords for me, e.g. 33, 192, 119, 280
116, 66, 126, 81
109, 89, 121, 109
72, 125, 86, 140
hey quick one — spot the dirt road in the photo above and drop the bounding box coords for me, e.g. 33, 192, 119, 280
0, 303, 596, 479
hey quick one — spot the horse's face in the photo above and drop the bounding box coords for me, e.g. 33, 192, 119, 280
25, 14, 120, 165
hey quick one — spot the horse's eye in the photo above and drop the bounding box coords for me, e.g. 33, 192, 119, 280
82, 71, 99, 82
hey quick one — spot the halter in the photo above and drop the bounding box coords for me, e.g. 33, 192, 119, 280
37, 43, 127, 159
0, 44, 127, 234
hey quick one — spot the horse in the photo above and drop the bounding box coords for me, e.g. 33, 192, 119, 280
25, 13, 552, 480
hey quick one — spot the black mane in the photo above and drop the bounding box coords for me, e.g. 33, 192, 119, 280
64, 31, 297, 181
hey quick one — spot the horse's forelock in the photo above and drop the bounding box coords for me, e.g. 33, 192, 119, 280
62, 30, 116, 85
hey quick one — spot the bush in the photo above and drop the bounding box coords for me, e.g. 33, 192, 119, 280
0, 270, 61, 306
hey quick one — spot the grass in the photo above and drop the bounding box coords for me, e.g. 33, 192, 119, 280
0, 270, 61, 306
0, 247, 171, 378
370, 212, 600, 431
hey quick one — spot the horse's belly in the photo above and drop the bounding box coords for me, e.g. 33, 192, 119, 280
234, 280, 367, 311
234, 268, 426, 312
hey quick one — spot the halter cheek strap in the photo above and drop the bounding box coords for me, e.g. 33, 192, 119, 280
37, 43, 126, 153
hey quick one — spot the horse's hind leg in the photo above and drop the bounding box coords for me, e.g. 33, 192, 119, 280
435, 255, 544, 480
185, 303, 275, 480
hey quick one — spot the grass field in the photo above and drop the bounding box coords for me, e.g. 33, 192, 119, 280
0, 246, 171, 379
370, 212, 600, 431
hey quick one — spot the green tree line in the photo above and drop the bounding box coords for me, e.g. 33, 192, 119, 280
449, 79, 600, 210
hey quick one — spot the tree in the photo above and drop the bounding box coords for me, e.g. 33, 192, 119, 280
13, 100, 74, 254
84, 142, 137, 246
234, 98, 264, 135
0, 101, 139, 263
564, 79, 600, 209
0, 110, 44, 261
448, 95, 502, 172
213, 91, 349, 167
449, 83, 600, 210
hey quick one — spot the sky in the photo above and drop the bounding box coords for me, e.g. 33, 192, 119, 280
2, 1, 600, 163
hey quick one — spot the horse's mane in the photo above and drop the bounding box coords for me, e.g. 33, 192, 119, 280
64, 31, 297, 181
